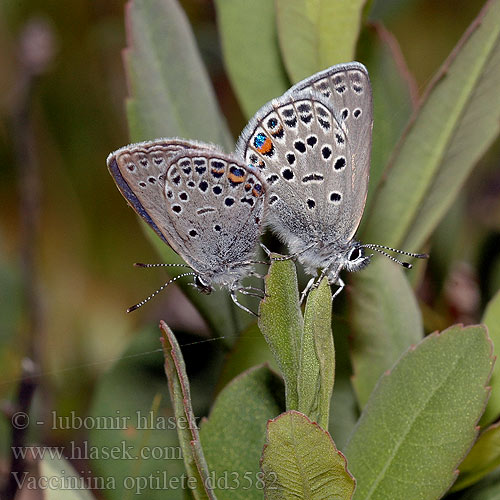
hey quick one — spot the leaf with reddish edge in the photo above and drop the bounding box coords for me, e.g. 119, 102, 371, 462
160, 321, 215, 500
261, 410, 355, 499
345, 324, 493, 500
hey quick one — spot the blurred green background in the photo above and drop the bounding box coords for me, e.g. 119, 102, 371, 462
0, 0, 499, 497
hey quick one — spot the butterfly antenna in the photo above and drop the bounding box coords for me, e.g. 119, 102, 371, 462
362, 244, 429, 259
362, 244, 429, 269
127, 272, 197, 313
134, 262, 192, 269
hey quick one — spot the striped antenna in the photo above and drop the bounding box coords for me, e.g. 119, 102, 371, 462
127, 272, 197, 313
361, 244, 429, 269
134, 262, 192, 269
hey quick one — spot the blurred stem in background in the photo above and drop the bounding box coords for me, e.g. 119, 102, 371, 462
0, 18, 55, 500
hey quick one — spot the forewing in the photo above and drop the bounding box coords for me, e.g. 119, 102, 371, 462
236, 92, 357, 246
289, 62, 373, 234
107, 138, 220, 248
163, 150, 266, 276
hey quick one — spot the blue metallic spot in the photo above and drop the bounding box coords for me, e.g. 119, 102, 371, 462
254, 133, 266, 149
230, 166, 245, 177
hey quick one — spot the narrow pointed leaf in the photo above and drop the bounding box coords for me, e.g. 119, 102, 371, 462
346, 324, 493, 500
299, 277, 334, 429
364, 0, 500, 251
200, 365, 285, 500
214, 0, 289, 118
480, 290, 500, 425
452, 422, 500, 492
122, 0, 244, 337
261, 410, 355, 499
160, 321, 215, 500
124, 0, 232, 149
276, 0, 367, 83
349, 258, 424, 407
357, 23, 417, 217
258, 257, 303, 409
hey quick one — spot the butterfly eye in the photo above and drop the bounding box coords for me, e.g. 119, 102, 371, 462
348, 247, 362, 262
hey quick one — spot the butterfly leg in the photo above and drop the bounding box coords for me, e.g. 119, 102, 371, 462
300, 277, 316, 305
239, 286, 267, 299
231, 290, 258, 317
331, 277, 345, 301
259, 243, 295, 262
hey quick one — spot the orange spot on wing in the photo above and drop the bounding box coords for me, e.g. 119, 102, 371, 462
257, 137, 273, 154
228, 172, 245, 184
252, 184, 263, 197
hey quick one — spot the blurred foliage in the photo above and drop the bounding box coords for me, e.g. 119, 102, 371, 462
0, 0, 499, 498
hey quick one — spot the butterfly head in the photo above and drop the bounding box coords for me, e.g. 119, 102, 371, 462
342, 241, 371, 273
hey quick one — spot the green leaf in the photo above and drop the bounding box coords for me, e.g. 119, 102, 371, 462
39, 457, 94, 499
299, 277, 334, 429
357, 23, 417, 218
200, 364, 285, 500
124, 0, 232, 150
160, 321, 215, 500
261, 410, 355, 499
480, 289, 500, 426
349, 258, 424, 407
258, 257, 303, 409
123, 0, 244, 337
452, 422, 500, 492
345, 324, 493, 500
363, 0, 500, 251
276, 0, 367, 83
214, 0, 289, 118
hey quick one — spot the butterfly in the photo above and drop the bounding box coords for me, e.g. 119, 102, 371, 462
107, 139, 267, 314
236, 62, 427, 299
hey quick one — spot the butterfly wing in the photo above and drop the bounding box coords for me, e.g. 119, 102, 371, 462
237, 92, 356, 251
288, 62, 373, 237
162, 150, 266, 279
236, 62, 372, 250
107, 138, 221, 249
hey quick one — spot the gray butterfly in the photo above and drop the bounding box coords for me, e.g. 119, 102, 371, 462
236, 62, 427, 298
107, 139, 267, 314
